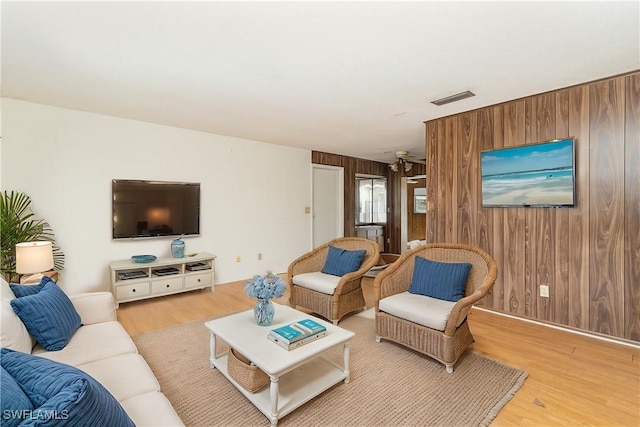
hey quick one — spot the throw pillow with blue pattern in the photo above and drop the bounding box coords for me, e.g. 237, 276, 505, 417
0, 348, 135, 427
9, 275, 55, 298
10, 280, 81, 351
1, 365, 34, 427
409, 257, 472, 302
322, 246, 367, 277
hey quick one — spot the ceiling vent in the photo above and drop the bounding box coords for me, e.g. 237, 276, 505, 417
431, 90, 475, 106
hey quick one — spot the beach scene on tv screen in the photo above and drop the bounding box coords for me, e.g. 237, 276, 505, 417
481, 139, 574, 206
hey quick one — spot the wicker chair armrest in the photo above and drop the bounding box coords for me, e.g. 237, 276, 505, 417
374, 245, 433, 307
333, 252, 379, 296
444, 298, 474, 335
333, 276, 362, 297
444, 266, 498, 335
373, 260, 413, 310
287, 248, 327, 283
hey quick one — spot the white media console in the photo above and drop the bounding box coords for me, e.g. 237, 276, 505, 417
109, 252, 216, 307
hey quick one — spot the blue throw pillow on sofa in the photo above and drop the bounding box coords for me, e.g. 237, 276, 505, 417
321, 246, 366, 277
1, 365, 35, 427
408, 257, 472, 302
0, 348, 134, 427
10, 281, 81, 351
9, 275, 55, 298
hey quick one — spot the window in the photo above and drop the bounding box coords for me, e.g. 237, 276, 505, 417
356, 177, 387, 224
413, 188, 426, 214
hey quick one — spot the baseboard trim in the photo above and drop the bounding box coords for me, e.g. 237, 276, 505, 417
473, 306, 640, 349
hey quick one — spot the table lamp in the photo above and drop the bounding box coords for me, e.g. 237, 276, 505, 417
15, 241, 54, 284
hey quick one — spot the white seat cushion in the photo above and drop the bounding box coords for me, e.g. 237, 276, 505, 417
77, 353, 160, 402
120, 392, 185, 426
33, 321, 137, 366
293, 272, 341, 295
379, 292, 456, 332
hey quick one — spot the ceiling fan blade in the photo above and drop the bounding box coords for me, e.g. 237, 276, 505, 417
391, 150, 426, 166
399, 155, 427, 165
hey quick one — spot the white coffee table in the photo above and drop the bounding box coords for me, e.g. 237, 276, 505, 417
205, 303, 355, 426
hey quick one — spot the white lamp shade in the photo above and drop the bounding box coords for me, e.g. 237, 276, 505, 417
16, 241, 54, 274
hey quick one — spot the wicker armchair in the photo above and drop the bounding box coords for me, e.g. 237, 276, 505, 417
374, 243, 497, 373
288, 237, 380, 324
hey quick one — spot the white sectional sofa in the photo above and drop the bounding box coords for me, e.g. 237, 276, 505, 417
0, 278, 183, 426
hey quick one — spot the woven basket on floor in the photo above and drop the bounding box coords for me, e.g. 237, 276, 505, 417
227, 348, 269, 393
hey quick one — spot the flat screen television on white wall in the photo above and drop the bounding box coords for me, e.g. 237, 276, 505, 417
480, 138, 576, 208
112, 179, 200, 239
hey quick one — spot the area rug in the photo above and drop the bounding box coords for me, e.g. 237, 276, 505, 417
133, 310, 527, 426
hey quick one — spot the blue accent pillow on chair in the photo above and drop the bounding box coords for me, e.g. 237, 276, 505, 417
322, 246, 366, 277
1, 365, 35, 427
9, 275, 55, 297
408, 257, 472, 302
0, 348, 135, 427
10, 281, 81, 351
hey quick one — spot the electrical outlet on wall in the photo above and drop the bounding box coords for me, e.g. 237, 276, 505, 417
539, 284, 550, 298
236, 256, 241, 263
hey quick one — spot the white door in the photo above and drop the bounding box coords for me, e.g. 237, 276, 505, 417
312, 165, 344, 247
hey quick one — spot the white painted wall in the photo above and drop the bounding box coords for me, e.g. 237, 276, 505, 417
1, 99, 312, 294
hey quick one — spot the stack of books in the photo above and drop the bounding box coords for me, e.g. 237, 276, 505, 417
152, 267, 180, 276
118, 270, 148, 280
267, 318, 327, 350
186, 262, 211, 271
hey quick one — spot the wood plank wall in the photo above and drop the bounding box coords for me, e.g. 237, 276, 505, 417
425, 71, 640, 341
407, 178, 427, 242
311, 151, 425, 254
388, 162, 426, 254
311, 151, 389, 250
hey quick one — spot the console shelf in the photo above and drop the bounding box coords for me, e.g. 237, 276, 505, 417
109, 252, 216, 308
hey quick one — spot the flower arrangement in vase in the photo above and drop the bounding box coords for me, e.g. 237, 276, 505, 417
245, 271, 286, 326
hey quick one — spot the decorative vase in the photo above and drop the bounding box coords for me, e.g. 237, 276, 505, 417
171, 238, 185, 258
254, 298, 275, 326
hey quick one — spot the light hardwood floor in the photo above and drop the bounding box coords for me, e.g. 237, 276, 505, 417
117, 281, 640, 426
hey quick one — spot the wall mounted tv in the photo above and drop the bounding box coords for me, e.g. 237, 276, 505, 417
112, 180, 200, 239
480, 138, 576, 208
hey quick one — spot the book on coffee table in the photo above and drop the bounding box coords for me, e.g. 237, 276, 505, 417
267, 330, 327, 351
296, 318, 326, 334
270, 318, 327, 344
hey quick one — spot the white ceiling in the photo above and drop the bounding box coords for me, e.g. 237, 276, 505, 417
2, 1, 639, 163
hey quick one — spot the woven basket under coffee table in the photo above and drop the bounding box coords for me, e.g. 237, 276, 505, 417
227, 348, 269, 393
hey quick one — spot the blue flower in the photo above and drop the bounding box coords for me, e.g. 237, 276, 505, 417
245, 271, 286, 300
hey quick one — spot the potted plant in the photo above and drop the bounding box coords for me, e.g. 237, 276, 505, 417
0, 190, 64, 281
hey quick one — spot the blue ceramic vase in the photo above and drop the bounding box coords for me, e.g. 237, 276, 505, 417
254, 298, 275, 326
171, 238, 185, 258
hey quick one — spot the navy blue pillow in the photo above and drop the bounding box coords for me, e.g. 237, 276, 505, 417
321, 246, 366, 277
0, 348, 135, 427
10, 281, 81, 351
1, 365, 35, 427
408, 257, 472, 302
10, 276, 55, 298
